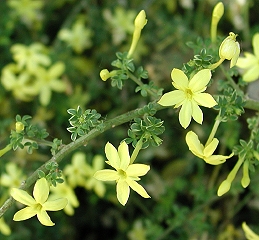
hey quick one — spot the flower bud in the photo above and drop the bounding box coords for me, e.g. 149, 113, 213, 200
219, 32, 240, 68
100, 69, 110, 81
134, 10, 147, 30
16, 122, 24, 133
217, 179, 231, 196
212, 2, 224, 20
241, 160, 250, 188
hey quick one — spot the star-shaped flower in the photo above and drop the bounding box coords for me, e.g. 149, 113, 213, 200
158, 68, 217, 129
10, 177, 68, 226
186, 131, 233, 165
94, 141, 150, 205
236, 33, 259, 82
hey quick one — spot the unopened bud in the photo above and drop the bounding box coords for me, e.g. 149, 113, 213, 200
219, 32, 240, 68
100, 69, 110, 81
16, 122, 24, 133
212, 2, 224, 20
134, 10, 147, 30
217, 179, 231, 196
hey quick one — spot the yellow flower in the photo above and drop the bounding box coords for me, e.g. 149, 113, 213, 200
236, 33, 259, 82
94, 141, 150, 206
84, 155, 106, 198
7, 0, 44, 26
34, 62, 66, 106
1, 64, 38, 101
10, 177, 67, 226
50, 179, 79, 216
219, 32, 240, 68
0, 162, 26, 189
64, 152, 90, 188
0, 217, 11, 236
11, 43, 50, 72
58, 18, 92, 54
158, 68, 217, 129
186, 131, 233, 165
242, 222, 259, 240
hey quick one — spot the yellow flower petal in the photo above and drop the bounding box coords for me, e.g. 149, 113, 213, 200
94, 169, 119, 181
118, 141, 130, 170
11, 188, 36, 206
185, 131, 204, 158
33, 178, 49, 205
179, 100, 192, 129
157, 90, 185, 107
191, 102, 203, 124
253, 33, 259, 59
43, 198, 68, 211
242, 222, 259, 240
13, 207, 37, 221
171, 68, 188, 90
236, 53, 258, 68
189, 69, 211, 92
204, 138, 219, 157
126, 164, 150, 176
243, 65, 259, 82
105, 142, 120, 169
193, 92, 217, 108
127, 178, 150, 198
117, 180, 130, 206
230, 42, 240, 68
37, 210, 54, 226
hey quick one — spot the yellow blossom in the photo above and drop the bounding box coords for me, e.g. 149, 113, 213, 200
158, 68, 217, 129
58, 18, 92, 54
10, 177, 67, 226
7, 0, 44, 27
84, 155, 106, 198
186, 131, 233, 165
11, 43, 51, 72
50, 180, 79, 216
94, 141, 150, 206
1, 64, 38, 101
0, 162, 26, 189
236, 33, 259, 82
242, 222, 259, 240
34, 62, 66, 106
64, 152, 90, 188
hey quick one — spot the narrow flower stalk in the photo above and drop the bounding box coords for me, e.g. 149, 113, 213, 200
130, 138, 143, 164
217, 156, 245, 196
211, 2, 224, 43
0, 145, 12, 158
127, 10, 147, 58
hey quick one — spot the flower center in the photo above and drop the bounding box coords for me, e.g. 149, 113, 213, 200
185, 88, 193, 99
34, 203, 43, 211
118, 169, 127, 180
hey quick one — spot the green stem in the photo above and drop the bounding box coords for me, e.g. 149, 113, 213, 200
130, 138, 143, 164
205, 118, 221, 146
127, 72, 159, 99
0, 144, 12, 158
0, 102, 165, 218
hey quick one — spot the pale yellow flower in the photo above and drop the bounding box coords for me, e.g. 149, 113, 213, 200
0, 162, 26, 189
242, 222, 259, 240
34, 62, 66, 106
58, 18, 92, 54
1, 64, 38, 101
11, 43, 51, 72
94, 141, 150, 206
186, 131, 233, 165
236, 33, 259, 82
84, 155, 106, 198
158, 68, 217, 129
50, 180, 79, 216
7, 0, 44, 26
64, 152, 90, 188
11, 178, 67, 226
